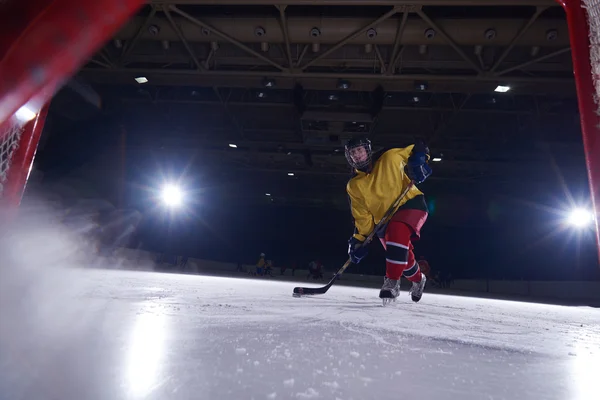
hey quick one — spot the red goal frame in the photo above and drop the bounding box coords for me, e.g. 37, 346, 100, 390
0, 0, 144, 205
559, 0, 600, 263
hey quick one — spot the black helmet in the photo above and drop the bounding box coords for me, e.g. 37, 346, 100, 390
344, 136, 372, 171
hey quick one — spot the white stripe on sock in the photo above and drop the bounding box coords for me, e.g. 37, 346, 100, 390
386, 259, 408, 265
386, 241, 409, 249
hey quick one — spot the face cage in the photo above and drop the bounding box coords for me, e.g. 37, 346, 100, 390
344, 142, 372, 171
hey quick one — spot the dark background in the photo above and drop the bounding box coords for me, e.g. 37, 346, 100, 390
31, 109, 599, 281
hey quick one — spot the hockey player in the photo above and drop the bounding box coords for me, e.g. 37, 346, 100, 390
254, 253, 266, 276
264, 259, 274, 277
345, 136, 432, 304
307, 260, 324, 280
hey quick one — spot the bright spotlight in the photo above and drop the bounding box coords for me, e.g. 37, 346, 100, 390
567, 208, 595, 228
161, 184, 183, 207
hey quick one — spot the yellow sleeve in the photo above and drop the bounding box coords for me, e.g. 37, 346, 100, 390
347, 182, 374, 242
392, 145, 414, 164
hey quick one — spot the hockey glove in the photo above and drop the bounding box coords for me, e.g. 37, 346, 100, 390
406, 141, 432, 184
348, 237, 368, 264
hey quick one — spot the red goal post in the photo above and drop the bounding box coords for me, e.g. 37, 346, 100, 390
559, 0, 600, 264
0, 0, 144, 206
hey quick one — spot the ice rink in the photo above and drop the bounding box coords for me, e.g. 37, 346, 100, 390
1, 268, 599, 400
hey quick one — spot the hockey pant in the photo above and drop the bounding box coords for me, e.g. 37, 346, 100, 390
379, 209, 428, 283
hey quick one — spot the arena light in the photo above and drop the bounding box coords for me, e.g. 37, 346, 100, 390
494, 85, 510, 93
161, 184, 183, 207
135, 76, 149, 84
228, 143, 238, 148
432, 157, 442, 162
567, 208, 595, 228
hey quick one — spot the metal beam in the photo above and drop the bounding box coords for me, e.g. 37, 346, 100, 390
416, 9, 483, 74
204, 47, 216, 70
390, 46, 406, 73
123, 53, 573, 73
301, 7, 400, 70
81, 68, 576, 95
82, 67, 573, 84
121, 97, 552, 115
163, 6, 205, 71
387, 10, 409, 74
117, 15, 571, 47
490, 6, 547, 73
374, 45, 387, 74
495, 47, 571, 76
89, 59, 112, 69
121, 5, 157, 64
276, 5, 294, 68
97, 49, 116, 68
149, 0, 556, 5
168, 5, 288, 71
296, 44, 309, 67
213, 87, 245, 138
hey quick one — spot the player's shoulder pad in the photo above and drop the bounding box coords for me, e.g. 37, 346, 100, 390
372, 147, 393, 163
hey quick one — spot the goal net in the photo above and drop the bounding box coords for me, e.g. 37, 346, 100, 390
0, 111, 46, 206
0, 0, 144, 206
0, 124, 23, 200
585, 1, 600, 105
570, 0, 600, 261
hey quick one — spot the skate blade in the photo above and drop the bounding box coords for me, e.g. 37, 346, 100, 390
382, 297, 397, 306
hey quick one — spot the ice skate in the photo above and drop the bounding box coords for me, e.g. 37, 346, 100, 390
409, 274, 427, 303
379, 277, 401, 306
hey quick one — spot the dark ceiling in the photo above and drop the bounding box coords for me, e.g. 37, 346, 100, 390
49, 0, 586, 208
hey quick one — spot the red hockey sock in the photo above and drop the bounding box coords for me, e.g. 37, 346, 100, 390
383, 221, 420, 281
402, 262, 422, 283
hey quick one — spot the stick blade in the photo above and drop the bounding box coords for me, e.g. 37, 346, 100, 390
292, 284, 330, 297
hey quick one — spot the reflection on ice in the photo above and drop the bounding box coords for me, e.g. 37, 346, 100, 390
571, 338, 600, 400
126, 312, 168, 398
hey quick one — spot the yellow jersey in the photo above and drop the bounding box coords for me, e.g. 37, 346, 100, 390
347, 146, 424, 241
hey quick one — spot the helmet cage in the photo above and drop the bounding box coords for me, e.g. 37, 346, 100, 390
344, 137, 372, 171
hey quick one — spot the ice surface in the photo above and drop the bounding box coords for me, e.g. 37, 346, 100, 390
1, 268, 599, 400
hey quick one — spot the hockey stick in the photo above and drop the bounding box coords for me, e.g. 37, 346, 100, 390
292, 181, 415, 297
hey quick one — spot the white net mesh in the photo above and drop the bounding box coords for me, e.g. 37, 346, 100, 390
0, 124, 25, 197
584, 0, 600, 111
